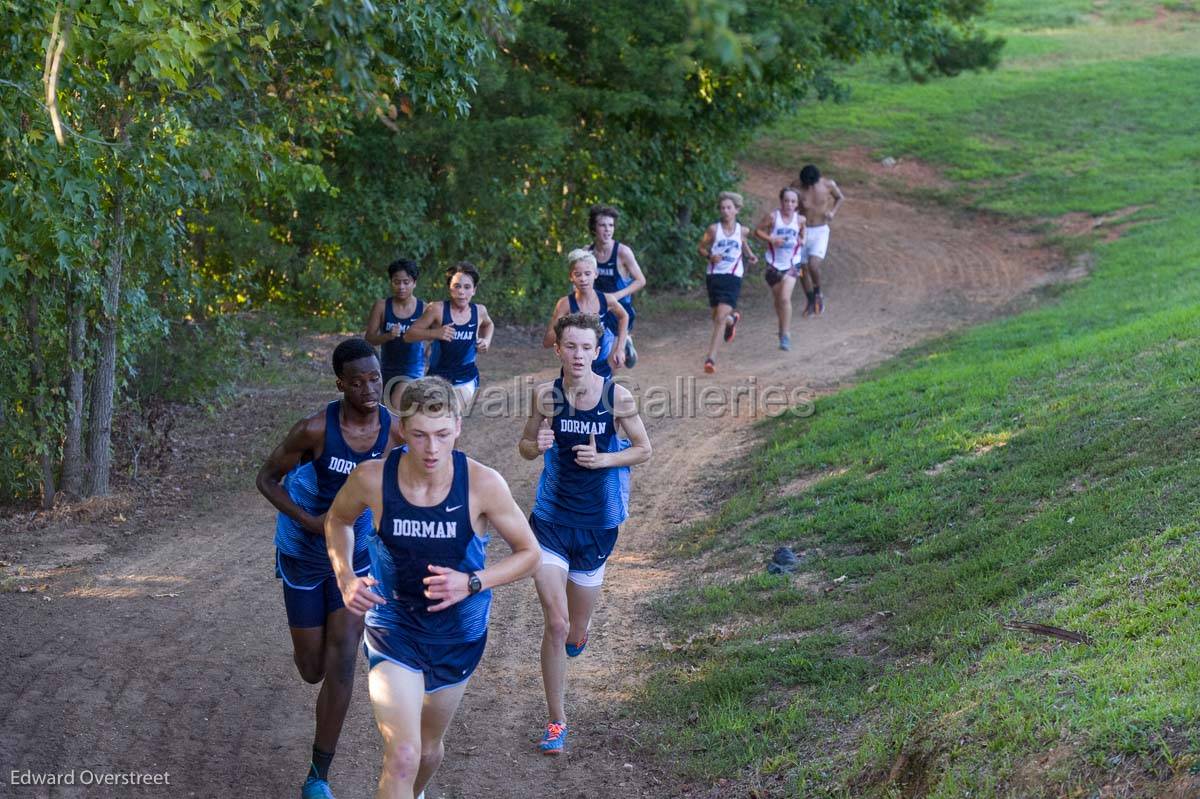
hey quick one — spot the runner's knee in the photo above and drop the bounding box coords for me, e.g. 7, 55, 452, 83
420, 739, 445, 770
323, 638, 358, 685
545, 612, 570, 643
382, 741, 421, 783
294, 651, 325, 684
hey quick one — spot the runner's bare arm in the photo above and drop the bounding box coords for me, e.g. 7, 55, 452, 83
828, 179, 845, 220
741, 225, 760, 266
698, 224, 720, 264
255, 413, 327, 536
325, 461, 385, 616
364, 299, 393, 346
612, 244, 647, 300
476, 304, 494, 353
401, 301, 446, 343
423, 462, 540, 612
754, 212, 781, 246
542, 296, 569, 348
518, 383, 554, 460
573, 384, 651, 469
607, 295, 628, 369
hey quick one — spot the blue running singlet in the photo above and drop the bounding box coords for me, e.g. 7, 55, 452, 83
366, 449, 491, 644
428, 303, 480, 386
566, 292, 615, 378
533, 378, 630, 529
274, 401, 391, 583
380, 298, 426, 381
590, 241, 636, 333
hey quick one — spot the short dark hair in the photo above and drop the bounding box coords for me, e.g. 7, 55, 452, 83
446, 261, 480, 288
388, 258, 419, 280
554, 312, 604, 345
588, 204, 620, 234
332, 337, 378, 377
799, 164, 821, 187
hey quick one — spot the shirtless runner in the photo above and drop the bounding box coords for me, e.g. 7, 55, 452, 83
795, 164, 845, 317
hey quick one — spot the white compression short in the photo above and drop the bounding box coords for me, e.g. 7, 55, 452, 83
802, 224, 830, 263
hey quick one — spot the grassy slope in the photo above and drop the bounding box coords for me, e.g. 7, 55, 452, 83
641, 1, 1200, 796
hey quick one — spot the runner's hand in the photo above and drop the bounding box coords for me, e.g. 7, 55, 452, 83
341, 575, 384, 617
772, 236, 786, 247
610, 346, 625, 369
438, 325, 456, 342
537, 418, 554, 452
303, 511, 327, 537
424, 565, 469, 612
708, 253, 723, 265
572, 434, 606, 469
477, 338, 491, 353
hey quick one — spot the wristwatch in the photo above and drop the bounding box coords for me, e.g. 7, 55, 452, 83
467, 572, 482, 595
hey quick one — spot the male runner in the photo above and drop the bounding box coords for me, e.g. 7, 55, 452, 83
365, 258, 427, 410
754, 187, 806, 350
696, 191, 759, 374
327, 376, 540, 799
256, 337, 405, 799
542, 249, 629, 378
587, 205, 646, 367
795, 164, 845, 316
404, 262, 494, 413
519, 313, 653, 755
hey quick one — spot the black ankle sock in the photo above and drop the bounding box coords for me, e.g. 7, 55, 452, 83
806, 290, 816, 303
309, 747, 334, 782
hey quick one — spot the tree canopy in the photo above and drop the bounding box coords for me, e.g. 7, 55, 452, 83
0, 0, 999, 503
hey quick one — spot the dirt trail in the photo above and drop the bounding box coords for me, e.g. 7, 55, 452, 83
0, 155, 1067, 798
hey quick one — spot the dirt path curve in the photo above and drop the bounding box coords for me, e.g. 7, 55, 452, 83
0, 155, 1066, 799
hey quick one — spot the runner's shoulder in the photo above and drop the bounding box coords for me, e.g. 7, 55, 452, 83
466, 457, 510, 499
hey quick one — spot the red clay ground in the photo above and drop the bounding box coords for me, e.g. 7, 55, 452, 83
0, 153, 1072, 798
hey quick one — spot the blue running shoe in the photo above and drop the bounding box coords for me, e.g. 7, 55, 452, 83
539, 721, 568, 755
565, 631, 588, 658
301, 776, 335, 799
779, 334, 791, 351
624, 337, 638, 368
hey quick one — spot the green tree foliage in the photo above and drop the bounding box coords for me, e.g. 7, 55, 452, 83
0, 0, 510, 502
196, 0, 1001, 321
0, 0, 997, 503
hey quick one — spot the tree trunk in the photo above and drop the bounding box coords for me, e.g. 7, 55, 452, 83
25, 274, 56, 508
86, 188, 125, 497
61, 273, 87, 498
676, 204, 691, 229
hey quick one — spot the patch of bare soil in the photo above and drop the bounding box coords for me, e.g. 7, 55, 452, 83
1, 149, 1077, 798
1055, 204, 1149, 242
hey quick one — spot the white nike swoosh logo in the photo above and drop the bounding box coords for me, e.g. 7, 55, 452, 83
446, 504, 463, 513
370, 452, 381, 457
597, 410, 609, 416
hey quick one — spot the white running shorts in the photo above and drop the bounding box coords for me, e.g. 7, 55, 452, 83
801, 224, 830, 263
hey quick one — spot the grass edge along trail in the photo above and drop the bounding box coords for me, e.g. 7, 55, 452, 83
635, 2, 1200, 797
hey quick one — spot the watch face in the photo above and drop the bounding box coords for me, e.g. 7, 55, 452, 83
469, 574, 482, 594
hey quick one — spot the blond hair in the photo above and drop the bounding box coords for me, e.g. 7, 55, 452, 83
717, 191, 744, 210
566, 248, 597, 272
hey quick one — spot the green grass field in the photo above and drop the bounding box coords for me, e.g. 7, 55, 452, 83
641, 1, 1200, 795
